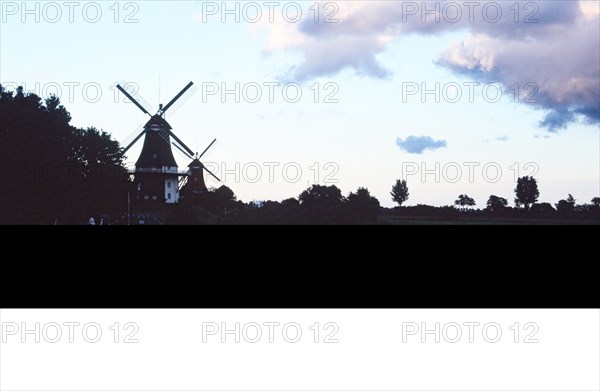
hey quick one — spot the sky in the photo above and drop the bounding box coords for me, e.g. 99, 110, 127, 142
1, 0, 599, 207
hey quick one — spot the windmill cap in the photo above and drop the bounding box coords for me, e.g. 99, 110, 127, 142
145, 114, 172, 130
188, 158, 203, 168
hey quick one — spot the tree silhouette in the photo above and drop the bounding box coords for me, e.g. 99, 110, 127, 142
0, 85, 129, 224
299, 184, 344, 208
592, 197, 600, 208
556, 194, 576, 215
514, 176, 539, 210
212, 185, 237, 214
281, 198, 300, 208
298, 184, 346, 223
530, 202, 555, 217
486, 195, 508, 213
347, 187, 380, 223
391, 179, 409, 206
454, 194, 475, 210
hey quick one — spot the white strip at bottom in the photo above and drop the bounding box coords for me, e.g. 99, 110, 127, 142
0, 309, 598, 390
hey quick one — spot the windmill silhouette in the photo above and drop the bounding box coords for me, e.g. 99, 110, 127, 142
116, 81, 221, 204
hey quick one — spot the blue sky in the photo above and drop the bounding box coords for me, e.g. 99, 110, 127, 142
1, 0, 598, 207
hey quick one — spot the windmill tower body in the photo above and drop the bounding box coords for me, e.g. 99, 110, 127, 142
134, 115, 181, 204
181, 158, 208, 195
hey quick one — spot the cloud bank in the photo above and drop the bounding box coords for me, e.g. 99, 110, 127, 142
259, 1, 600, 131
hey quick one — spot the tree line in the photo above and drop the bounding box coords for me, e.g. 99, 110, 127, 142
388, 176, 600, 221
168, 176, 600, 224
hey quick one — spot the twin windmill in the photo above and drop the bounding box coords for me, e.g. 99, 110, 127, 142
116, 81, 220, 204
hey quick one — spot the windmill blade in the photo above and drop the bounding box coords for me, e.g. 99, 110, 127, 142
198, 138, 217, 159
172, 141, 193, 159
161, 81, 195, 114
121, 121, 146, 148
156, 127, 171, 146
119, 80, 154, 113
204, 166, 221, 182
162, 83, 197, 117
167, 130, 194, 157
116, 84, 151, 116
122, 128, 146, 154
